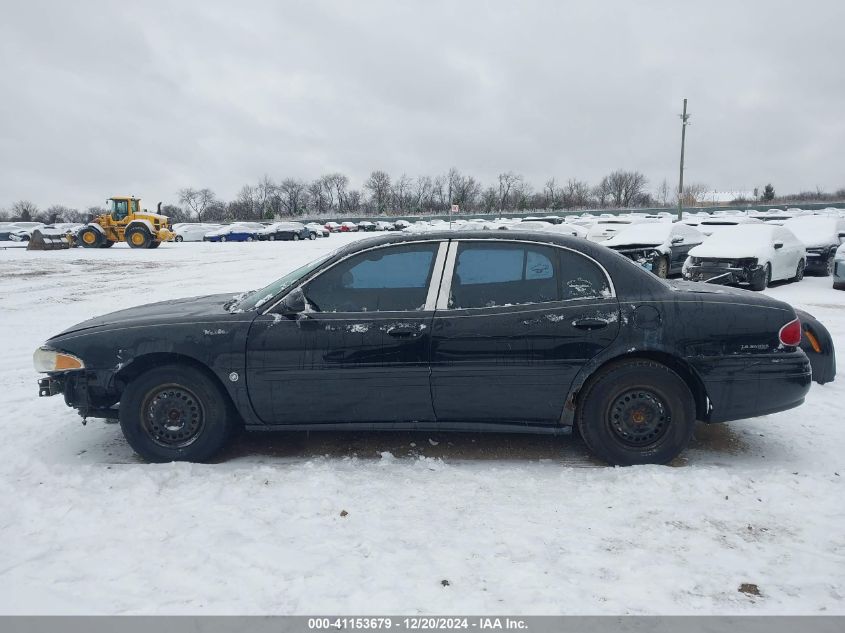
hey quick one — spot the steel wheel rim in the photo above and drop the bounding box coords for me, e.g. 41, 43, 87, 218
82, 231, 96, 244
141, 384, 205, 448
607, 388, 671, 447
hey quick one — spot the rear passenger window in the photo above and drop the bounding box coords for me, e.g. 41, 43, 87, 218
559, 250, 611, 300
450, 243, 558, 309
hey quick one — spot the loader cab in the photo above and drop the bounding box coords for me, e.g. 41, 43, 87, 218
107, 197, 139, 222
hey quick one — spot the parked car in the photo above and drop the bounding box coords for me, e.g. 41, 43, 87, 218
782, 216, 845, 276
340, 221, 359, 232
585, 217, 655, 242
258, 222, 313, 241
512, 221, 588, 239
603, 222, 704, 278
833, 243, 845, 290
174, 224, 222, 242
683, 224, 806, 290
324, 221, 341, 233
358, 221, 376, 232
203, 223, 262, 242
375, 221, 395, 231
393, 220, 410, 230
34, 230, 832, 466
1, 222, 44, 241
305, 223, 330, 238
695, 216, 763, 237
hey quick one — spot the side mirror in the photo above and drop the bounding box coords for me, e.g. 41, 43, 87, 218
278, 287, 306, 314
773, 241, 784, 250
671, 236, 684, 244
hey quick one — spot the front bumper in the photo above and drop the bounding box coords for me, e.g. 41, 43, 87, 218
685, 263, 765, 286
37, 371, 118, 419
156, 228, 175, 242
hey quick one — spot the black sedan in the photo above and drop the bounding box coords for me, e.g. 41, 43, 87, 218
257, 222, 313, 241
34, 231, 834, 466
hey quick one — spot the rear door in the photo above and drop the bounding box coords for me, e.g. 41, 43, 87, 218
430, 240, 620, 425
246, 240, 447, 424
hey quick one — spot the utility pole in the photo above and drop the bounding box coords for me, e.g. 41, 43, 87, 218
677, 98, 690, 221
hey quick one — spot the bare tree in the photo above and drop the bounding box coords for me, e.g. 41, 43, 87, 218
255, 175, 276, 219
392, 174, 413, 212
278, 178, 308, 216
543, 178, 559, 209
603, 170, 648, 207
322, 173, 349, 213
480, 187, 498, 213
308, 179, 330, 215
178, 187, 217, 222
11, 200, 38, 221
656, 179, 673, 207
365, 170, 391, 214
497, 172, 522, 211
563, 179, 592, 209
413, 176, 433, 214
345, 190, 363, 213
680, 182, 709, 207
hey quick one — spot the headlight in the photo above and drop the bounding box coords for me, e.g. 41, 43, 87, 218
33, 347, 85, 373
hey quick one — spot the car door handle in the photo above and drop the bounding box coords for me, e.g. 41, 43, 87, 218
572, 318, 610, 330
387, 326, 420, 337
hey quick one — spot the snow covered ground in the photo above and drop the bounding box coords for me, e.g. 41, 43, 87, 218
0, 236, 843, 615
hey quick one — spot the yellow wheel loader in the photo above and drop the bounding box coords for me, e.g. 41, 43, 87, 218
77, 196, 175, 249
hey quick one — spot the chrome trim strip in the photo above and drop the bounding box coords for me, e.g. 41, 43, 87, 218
436, 241, 459, 310
424, 242, 449, 311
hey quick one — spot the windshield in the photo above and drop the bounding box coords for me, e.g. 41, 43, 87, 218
229, 252, 335, 312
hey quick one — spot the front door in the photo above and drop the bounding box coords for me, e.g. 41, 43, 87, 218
246, 241, 446, 424
430, 240, 620, 425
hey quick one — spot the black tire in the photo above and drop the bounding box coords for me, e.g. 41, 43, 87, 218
825, 254, 835, 276
654, 256, 669, 279
148, 240, 161, 249
791, 259, 805, 282
125, 226, 152, 249
119, 364, 235, 462
219, 236, 227, 243
293, 233, 300, 241
100, 240, 115, 248
175, 235, 184, 242
246, 236, 254, 242
749, 263, 771, 291
78, 227, 103, 248
309, 232, 317, 240
576, 360, 696, 466
268, 235, 275, 241
834, 281, 845, 291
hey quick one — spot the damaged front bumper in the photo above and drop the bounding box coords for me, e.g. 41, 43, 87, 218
684, 261, 766, 286
37, 371, 119, 420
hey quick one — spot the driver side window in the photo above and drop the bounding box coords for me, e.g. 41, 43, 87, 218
304, 243, 439, 312
112, 200, 129, 220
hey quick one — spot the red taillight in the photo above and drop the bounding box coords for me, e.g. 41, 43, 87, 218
779, 318, 801, 347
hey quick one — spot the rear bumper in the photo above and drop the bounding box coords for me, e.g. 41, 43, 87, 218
696, 350, 812, 423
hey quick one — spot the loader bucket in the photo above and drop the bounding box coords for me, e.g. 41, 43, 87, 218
27, 229, 73, 251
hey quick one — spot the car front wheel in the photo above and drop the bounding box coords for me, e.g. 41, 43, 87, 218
119, 364, 235, 462
792, 259, 805, 282
576, 359, 696, 466
749, 263, 771, 291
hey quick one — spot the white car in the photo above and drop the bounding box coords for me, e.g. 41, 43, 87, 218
374, 221, 394, 231
684, 224, 806, 290
512, 221, 588, 238
782, 216, 845, 276
603, 222, 704, 277
174, 224, 222, 242
585, 217, 656, 242
305, 223, 330, 237
695, 216, 763, 237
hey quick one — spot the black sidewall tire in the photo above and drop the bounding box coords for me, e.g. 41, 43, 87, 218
79, 228, 102, 248
175, 235, 183, 242
577, 361, 696, 466
119, 364, 234, 463
126, 227, 151, 249
750, 264, 770, 291
793, 259, 805, 282
293, 234, 300, 241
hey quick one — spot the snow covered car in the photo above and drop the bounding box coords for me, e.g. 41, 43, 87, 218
603, 222, 704, 278
305, 223, 330, 238
683, 224, 806, 291
340, 221, 359, 232
782, 216, 845, 276
34, 230, 831, 466
203, 223, 262, 242
833, 243, 845, 290
174, 224, 221, 242
512, 221, 588, 239
257, 222, 313, 241
696, 216, 763, 237
585, 217, 656, 242
375, 221, 394, 231
1, 222, 44, 242
324, 221, 341, 233
357, 221, 376, 232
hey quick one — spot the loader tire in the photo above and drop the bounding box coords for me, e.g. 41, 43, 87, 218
78, 227, 103, 248
126, 226, 152, 249
100, 240, 115, 248
148, 241, 161, 249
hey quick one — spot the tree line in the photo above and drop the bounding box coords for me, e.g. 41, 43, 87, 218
3, 170, 844, 224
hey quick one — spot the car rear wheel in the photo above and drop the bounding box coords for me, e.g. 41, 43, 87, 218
119, 364, 235, 462
175, 235, 184, 242
576, 360, 696, 465
825, 255, 835, 276
219, 236, 227, 242
792, 259, 805, 282
246, 236, 254, 242
749, 263, 771, 291
293, 234, 300, 241
309, 232, 317, 240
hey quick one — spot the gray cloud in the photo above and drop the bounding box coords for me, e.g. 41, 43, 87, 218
1, 0, 843, 209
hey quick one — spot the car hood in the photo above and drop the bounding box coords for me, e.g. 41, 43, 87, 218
51, 293, 243, 338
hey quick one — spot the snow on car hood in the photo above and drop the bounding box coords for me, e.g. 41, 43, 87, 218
688, 226, 776, 260
602, 223, 673, 248
782, 218, 841, 248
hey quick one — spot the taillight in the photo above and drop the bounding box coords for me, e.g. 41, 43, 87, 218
778, 318, 801, 347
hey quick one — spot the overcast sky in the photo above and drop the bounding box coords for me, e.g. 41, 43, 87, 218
1, 0, 843, 210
